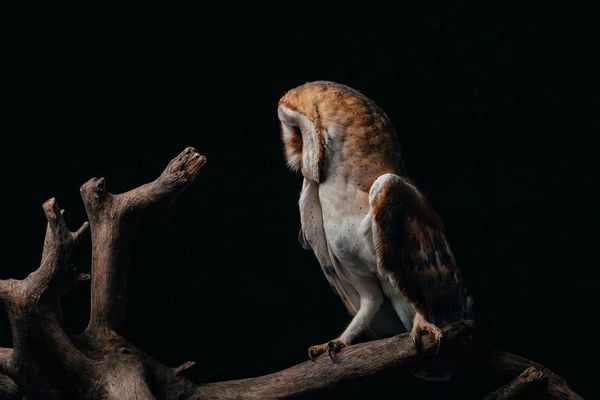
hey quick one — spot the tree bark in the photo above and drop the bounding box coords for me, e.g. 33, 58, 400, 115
469, 345, 583, 400
193, 321, 471, 399
0, 373, 20, 400
0, 147, 584, 399
483, 367, 547, 400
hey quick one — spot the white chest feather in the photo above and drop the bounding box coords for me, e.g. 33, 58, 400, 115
298, 175, 416, 334
318, 176, 377, 276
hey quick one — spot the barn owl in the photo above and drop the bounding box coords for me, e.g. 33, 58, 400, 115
278, 81, 473, 381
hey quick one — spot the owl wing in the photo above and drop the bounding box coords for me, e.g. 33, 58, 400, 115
299, 178, 405, 339
369, 174, 464, 326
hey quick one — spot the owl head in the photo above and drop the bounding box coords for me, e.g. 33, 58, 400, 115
277, 80, 403, 187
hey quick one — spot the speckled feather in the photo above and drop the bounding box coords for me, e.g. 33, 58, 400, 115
370, 174, 464, 326
278, 80, 405, 190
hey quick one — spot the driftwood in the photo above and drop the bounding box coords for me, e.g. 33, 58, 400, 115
483, 367, 547, 400
0, 147, 584, 399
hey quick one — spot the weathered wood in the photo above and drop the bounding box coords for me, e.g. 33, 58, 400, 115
0, 373, 20, 400
484, 367, 547, 400
0, 148, 206, 399
81, 146, 206, 335
471, 345, 584, 400
0, 147, 583, 399
194, 321, 473, 399
0, 348, 11, 375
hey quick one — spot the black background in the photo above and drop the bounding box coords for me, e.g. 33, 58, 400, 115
3, 3, 599, 399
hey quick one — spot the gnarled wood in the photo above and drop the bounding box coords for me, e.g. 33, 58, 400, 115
0, 374, 20, 400
484, 366, 547, 400
194, 321, 473, 399
0, 348, 11, 375
470, 345, 584, 400
0, 146, 583, 399
0, 147, 206, 399
81, 146, 206, 335
191, 320, 582, 400
0, 196, 93, 397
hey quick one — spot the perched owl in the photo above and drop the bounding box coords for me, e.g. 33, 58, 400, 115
278, 81, 473, 381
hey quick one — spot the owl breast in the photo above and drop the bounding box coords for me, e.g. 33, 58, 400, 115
318, 174, 377, 277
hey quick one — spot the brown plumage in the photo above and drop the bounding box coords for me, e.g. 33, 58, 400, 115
278, 80, 403, 188
370, 174, 465, 330
278, 81, 472, 380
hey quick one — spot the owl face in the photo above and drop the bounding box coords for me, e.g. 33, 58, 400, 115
278, 104, 325, 183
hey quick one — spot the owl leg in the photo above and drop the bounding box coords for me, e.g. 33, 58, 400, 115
308, 277, 384, 362
410, 312, 444, 354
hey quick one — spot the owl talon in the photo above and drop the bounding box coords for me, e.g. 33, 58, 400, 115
327, 341, 336, 361
308, 343, 329, 361
326, 339, 346, 362
411, 333, 421, 352
411, 313, 444, 355
308, 340, 346, 362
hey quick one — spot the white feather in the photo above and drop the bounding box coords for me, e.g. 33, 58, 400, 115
278, 106, 322, 182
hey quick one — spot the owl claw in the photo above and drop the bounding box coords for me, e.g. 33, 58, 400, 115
327, 341, 336, 361
308, 343, 328, 361
410, 313, 444, 355
326, 339, 346, 362
308, 339, 346, 362
412, 333, 421, 352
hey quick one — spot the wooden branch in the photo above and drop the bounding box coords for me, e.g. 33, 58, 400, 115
190, 319, 584, 399
194, 321, 473, 399
0, 197, 94, 395
28, 199, 89, 305
80, 147, 206, 335
0, 148, 207, 398
102, 358, 157, 400
0, 146, 583, 399
0, 198, 86, 309
0, 349, 11, 376
175, 361, 197, 377
468, 345, 584, 400
484, 366, 547, 400
0, 374, 20, 400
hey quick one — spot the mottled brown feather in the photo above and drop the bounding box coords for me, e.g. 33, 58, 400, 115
279, 80, 405, 190
371, 175, 464, 327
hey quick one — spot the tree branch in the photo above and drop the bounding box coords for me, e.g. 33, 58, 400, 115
189, 319, 584, 400
194, 321, 474, 399
467, 345, 584, 400
1, 146, 583, 399
0, 281, 17, 304
484, 366, 547, 400
0, 373, 20, 400
27, 198, 89, 305
0, 348, 11, 376
81, 146, 206, 335
0, 197, 94, 395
